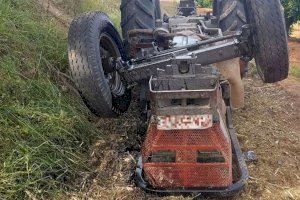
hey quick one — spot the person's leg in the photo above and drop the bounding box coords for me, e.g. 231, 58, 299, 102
216, 58, 245, 109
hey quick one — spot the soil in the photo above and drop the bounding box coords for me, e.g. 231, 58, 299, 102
289, 39, 300, 65
279, 23, 300, 103
40, 1, 300, 199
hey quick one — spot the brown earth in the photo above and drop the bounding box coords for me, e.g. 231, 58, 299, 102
289, 40, 300, 64
279, 23, 300, 102
40, 1, 300, 199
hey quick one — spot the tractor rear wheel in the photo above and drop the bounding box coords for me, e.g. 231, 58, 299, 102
214, 0, 247, 33
68, 12, 131, 118
245, 0, 289, 83
120, 0, 161, 57
215, 0, 289, 83
214, 0, 248, 77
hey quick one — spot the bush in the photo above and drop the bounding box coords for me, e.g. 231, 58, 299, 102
281, 0, 300, 33
196, 0, 213, 8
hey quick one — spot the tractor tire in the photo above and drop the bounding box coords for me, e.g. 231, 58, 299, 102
213, 0, 221, 17
215, 0, 248, 78
154, 0, 162, 19
216, 0, 247, 32
68, 12, 131, 118
120, 0, 161, 57
245, 0, 289, 83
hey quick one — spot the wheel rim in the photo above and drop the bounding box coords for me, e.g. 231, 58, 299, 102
100, 33, 125, 97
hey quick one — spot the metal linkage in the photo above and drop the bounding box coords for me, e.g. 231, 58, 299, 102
118, 25, 251, 84
122, 40, 243, 83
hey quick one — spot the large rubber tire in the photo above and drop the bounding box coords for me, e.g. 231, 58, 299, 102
217, 0, 247, 32
213, 0, 220, 17
120, 0, 161, 57
245, 0, 289, 83
68, 12, 131, 118
214, 0, 248, 78
154, 0, 162, 19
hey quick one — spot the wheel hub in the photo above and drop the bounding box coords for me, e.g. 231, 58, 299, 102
100, 33, 126, 97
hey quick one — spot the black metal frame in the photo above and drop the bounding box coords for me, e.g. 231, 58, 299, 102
135, 107, 249, 197
120, 26, 252, 84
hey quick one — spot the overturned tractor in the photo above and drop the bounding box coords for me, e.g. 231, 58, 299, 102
68, 0, 289, 197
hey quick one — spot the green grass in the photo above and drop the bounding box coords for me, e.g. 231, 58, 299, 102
196, 0, 213, 7
52, 0, 121, 31
0, 0, 100, 199
290, 63, 300, 80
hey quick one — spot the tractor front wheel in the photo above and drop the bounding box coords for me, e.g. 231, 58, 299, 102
245, 0, 289, 83
68, 12, 131, 118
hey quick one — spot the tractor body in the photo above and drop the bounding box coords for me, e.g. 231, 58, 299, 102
68, 0, 289, 197
123, 2, 249, 193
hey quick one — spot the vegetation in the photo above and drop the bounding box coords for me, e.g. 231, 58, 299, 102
52, 0, 121, 31
196, 0, 213, 8
281, 0, 300, 33
290, 64, 300, 79
0, 0, 100, 199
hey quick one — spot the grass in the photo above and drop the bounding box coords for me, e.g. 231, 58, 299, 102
52, 0, 121, 31
0, 0, 100, 199
291, 22, 300, 39
160, 0, 178, 15
290, 22, 300, 80
290, 63, 300, 80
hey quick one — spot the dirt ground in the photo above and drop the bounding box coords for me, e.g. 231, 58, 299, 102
41, 1, 300, 199
280, 23, 300, 100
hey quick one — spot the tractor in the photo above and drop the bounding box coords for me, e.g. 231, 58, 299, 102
67, 0, 289, 197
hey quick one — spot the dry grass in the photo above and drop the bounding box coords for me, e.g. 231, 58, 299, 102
291, 22, 300, 39
160, 0, 178, 16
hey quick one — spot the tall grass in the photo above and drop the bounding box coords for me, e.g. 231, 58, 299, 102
0, 0, 99, 199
